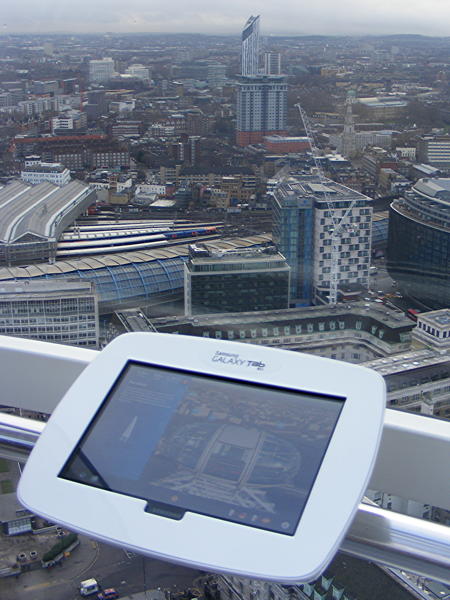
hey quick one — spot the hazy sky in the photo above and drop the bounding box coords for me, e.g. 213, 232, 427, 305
2, 0, 450, 36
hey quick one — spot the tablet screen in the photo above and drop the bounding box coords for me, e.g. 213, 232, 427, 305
60, 361, 344, 535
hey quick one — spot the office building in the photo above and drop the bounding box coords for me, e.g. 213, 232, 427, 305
32, 80, 59, 95
388, 178, 450, 309
236, 17, 288, 146
241, 15, 260, 76
271, 181, 314, 305
330, 130, 394, 153
361, 148, 398, 181
85, 89, 108, 120
272, 175, 372, 305
51, 111, 87, 134
18, 97, 58, 116
61, 78, 78, 94
364, 340, 450, 420
356, 96, 408, 120
417, 136, 450, 168
111, 120, 143, 138
167, 166, 258, 191
13, 134, 130, 171
88, 58, 115, 84
125, 64, 151, 82
148, 303, 413, 363
184, 245, 290, 316
21, 161, 71, 186
0, 279, 99, 348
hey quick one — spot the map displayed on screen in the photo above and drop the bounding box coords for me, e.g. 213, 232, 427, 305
60, 362, 344, 535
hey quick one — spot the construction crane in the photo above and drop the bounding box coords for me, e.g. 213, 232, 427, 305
295, 103, 359, 305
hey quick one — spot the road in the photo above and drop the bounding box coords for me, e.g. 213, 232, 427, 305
368, 263, 397, 297
0, 540, 203, 600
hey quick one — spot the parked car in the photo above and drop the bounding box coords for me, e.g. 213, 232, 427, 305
97, 588, 119, 600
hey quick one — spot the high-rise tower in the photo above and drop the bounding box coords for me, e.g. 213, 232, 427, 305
241, 16, 260, 76
236, 17, 287, 147
264, 52, 281, 75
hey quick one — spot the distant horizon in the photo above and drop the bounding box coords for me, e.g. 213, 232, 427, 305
1, 30, 450, 39
2, 1, 450, 38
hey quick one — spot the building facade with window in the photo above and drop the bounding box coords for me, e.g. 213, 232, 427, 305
184, 245, 290, 316
21, 161, 71, 186
271, 182, 314, 305
236, 76, 288, 146
388, 178, 450, 309
417, 135, 450, 168
149, 303, 413, 364
88, 58, 115, 83
0, 279, 99, 348
272, 175, 373, 305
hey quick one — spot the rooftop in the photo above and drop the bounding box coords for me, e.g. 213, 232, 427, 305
419, 309, 450, 327
0, 234, 272, 279
275, 174, 372, 204
22, 163, 67, 174
188, 244, 283, 264
362, 348, 450, 376
413, 178, 450, 201
0, 278, 95, 298
150, 302, 411, 331
0, 179, 91, 244
412, 163, 440, 175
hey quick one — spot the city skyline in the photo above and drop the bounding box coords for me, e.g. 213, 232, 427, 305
2, 1, 450, 36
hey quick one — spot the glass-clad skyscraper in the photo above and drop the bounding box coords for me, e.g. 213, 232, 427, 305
271, 182, 314, 306
388, 178, 450, 309
241, 15, 260, 76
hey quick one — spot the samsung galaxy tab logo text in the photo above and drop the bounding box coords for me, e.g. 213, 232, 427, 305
212, 351, 266, 370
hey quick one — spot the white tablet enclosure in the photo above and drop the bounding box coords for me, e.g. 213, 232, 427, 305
18, 332, 386, 582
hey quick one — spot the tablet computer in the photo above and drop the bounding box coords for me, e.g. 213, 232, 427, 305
18, 332, 385, 582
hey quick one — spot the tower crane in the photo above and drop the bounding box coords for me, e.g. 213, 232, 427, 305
295, 103, 360, 305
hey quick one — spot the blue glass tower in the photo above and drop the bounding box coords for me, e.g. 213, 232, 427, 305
271, 183, 313, 306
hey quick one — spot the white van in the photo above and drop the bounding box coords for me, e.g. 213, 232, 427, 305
80, 579, 99, 596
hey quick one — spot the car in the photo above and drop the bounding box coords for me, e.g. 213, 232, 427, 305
97, 589, 119, 600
